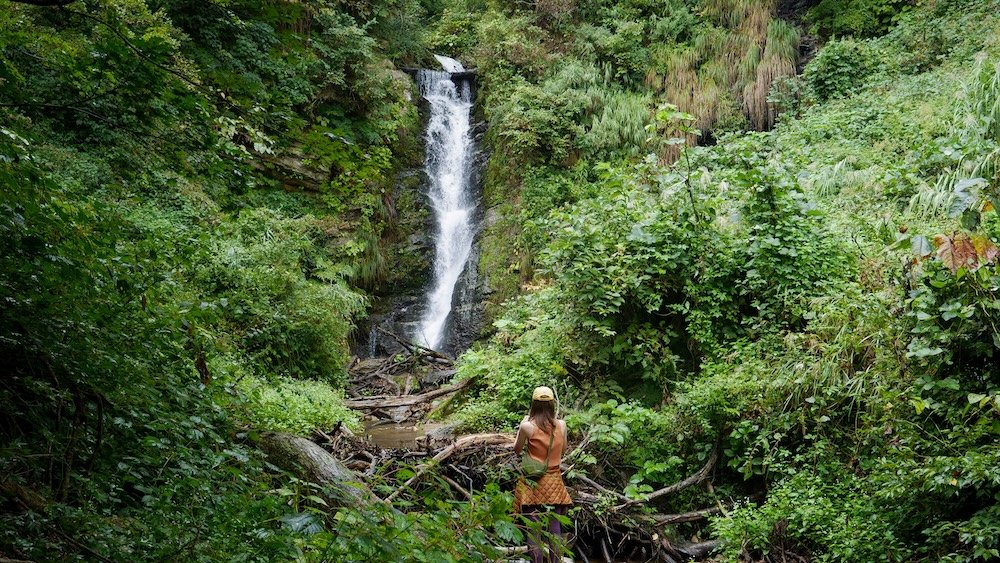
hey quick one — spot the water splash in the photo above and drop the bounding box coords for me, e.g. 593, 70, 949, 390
433, 54, 465, 73
413, 61, 477, 351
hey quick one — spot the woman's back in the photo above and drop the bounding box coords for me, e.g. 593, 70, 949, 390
524, 419, 565, 469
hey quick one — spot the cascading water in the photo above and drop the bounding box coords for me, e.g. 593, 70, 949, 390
413, 57, 478, 351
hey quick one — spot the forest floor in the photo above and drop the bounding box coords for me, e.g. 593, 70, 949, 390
316, 344, 731, 562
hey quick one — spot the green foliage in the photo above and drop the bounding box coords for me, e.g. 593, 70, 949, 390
803, 39, 873, 102
5, 0, 1000, 560
582, 19, 650, 84
714, 471, 906, 561
460, 2, 1000, 560
575, 400, 686, 485
425, 8, 479, 54
0, 0, 431, 558
236, 376, 360, 434
806, 0, 913, 39
584, 90, 652, 157
314, 484, 517, 561
454, 288, 576, 428
738, 162, 849, 327
488, 81, 586, 165
204, 208, 366, 383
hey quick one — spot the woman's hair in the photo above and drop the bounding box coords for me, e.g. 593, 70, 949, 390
528, 399, 556, 434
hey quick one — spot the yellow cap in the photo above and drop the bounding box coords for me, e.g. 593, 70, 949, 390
532, 386, 555, 401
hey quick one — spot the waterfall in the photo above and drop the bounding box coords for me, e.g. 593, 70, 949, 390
413, 59, 478, 351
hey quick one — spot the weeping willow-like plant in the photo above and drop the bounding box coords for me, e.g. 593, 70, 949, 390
586, 91, 653, 156
702, 0, 768, 28
645, 0, 799, 160
746, 19, 799, 129
692, 25, 727, 61
647, 45, 715, 156
351, 225, 389, 289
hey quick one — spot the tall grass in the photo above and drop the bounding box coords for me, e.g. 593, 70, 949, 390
909, 61, 1000, 217
586, 91, 653, 155
746, 19, 799, 129
646, 0, 799, 159
804, 158, 881, 198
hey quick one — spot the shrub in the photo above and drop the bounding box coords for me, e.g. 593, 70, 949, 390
803, 39, 873, 102
806, 0, 913, 39
713, 471, 907, 561
236, 376, 359, 434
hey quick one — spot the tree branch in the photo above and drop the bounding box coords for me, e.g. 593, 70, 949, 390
385, 433, 514, 502
376, 326, 454, 362
344, 377, 472, 410
614, 439, 720, 511
60, 7, 205, 92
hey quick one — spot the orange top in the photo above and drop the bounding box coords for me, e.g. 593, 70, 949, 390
524, 420, 566, 469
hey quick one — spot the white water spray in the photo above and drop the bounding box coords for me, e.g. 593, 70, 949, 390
414, 59, 477, 351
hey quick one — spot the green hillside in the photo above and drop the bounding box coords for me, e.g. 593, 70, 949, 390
2, 0, 999, 560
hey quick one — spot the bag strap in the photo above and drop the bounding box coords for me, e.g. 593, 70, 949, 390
541, 423, 555, 465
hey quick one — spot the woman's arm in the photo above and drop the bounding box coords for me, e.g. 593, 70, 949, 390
513, 419, 533, 454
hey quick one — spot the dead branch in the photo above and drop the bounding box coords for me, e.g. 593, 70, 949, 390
614, 441, 719, 510
600, 538, 613, 562
374, 372, 401, 395
385, 433, 514, 502
345, 378, 472, 410
375, 326, 454, 362
572, 474, 630, 503
440, 474, 472, 500
645, 506, 722, 526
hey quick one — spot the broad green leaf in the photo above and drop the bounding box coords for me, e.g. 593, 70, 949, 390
968, 393, 987, 404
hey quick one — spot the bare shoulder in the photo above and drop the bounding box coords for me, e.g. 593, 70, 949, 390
518, 419, 535, 436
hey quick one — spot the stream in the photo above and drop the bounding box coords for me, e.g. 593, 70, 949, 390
364, 421, 448, 449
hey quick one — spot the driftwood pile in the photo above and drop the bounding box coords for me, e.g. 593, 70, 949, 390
345, 328, 461, 421
305, 421, 728, 562
262, 331, 734, 562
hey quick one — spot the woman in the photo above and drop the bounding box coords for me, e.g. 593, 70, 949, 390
513, 386, 573, 563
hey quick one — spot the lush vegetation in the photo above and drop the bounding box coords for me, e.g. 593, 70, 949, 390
448, 0, 1000, 560
3, 0, 1000, 560
0, 0, 448, 558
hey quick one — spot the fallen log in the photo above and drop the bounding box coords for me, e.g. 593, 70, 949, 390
0, 476, 49, 514
345, 377, 472, 410
259, 432, 377, 506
